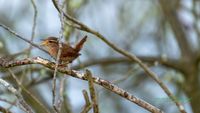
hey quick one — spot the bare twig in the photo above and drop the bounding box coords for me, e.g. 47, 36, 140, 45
52, 1, 65, 113
27, 0, 38, 81
58, 78, 65, 111
81, 90, 92, 113
30, 0, 37, 43
0, 57, 163, 113
0, 23, 49, 54
86, 70, 99, 113
50, 1, 186, 113
8, 69, 21, 86
27, 0, 37, 55
0, 78, 34, 113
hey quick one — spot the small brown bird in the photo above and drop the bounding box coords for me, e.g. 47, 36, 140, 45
40, 36, 87, 64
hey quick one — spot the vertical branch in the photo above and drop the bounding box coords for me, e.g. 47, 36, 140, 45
159, 0, 192, 58
52, 0, 65, 113
57, 78, 64, 111
86, 70, 99, 113
29, 0, 37, 50
27, 0, 38, 81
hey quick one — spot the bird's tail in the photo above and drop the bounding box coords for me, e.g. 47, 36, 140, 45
74, 36, 87, 52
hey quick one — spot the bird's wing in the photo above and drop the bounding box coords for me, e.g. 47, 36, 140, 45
61, 44, 79, 57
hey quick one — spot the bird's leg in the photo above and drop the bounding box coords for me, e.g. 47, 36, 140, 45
58, 61, 69, 68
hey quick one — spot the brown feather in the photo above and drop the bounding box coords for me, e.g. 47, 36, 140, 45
74, 36, 87, 52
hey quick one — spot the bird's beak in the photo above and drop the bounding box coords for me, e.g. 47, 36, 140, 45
40, 40, 47, 46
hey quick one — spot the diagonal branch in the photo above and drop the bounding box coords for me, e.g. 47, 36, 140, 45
0, 57, 163, 113
0, 23, 49, 55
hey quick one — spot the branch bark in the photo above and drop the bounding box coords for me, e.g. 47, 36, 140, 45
86, 70, 99, 113
0, 57, 163, 113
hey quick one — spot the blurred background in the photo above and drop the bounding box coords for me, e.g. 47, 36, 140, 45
0, 0, 200, 113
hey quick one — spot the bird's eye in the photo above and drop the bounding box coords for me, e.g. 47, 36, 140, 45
48, 40, 54, 43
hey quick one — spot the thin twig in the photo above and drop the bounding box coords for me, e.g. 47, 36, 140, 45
81, 90, 92, 113
51, 1, 186, 113
0, 23, 49, 54
27, 0, 38, 81
0, 57, 163, 113
86, 70, 99, 113
58, 78, 65, 111
111, 66, 140, 84
30, 0, 37, 43
52, 1, 65, 113
27, 0, 38, 54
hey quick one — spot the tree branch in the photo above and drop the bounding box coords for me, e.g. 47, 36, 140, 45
86, 70, 99, 113
81, 90, 92, 113
0, 57, 163, 113
0, 24, 49, 55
